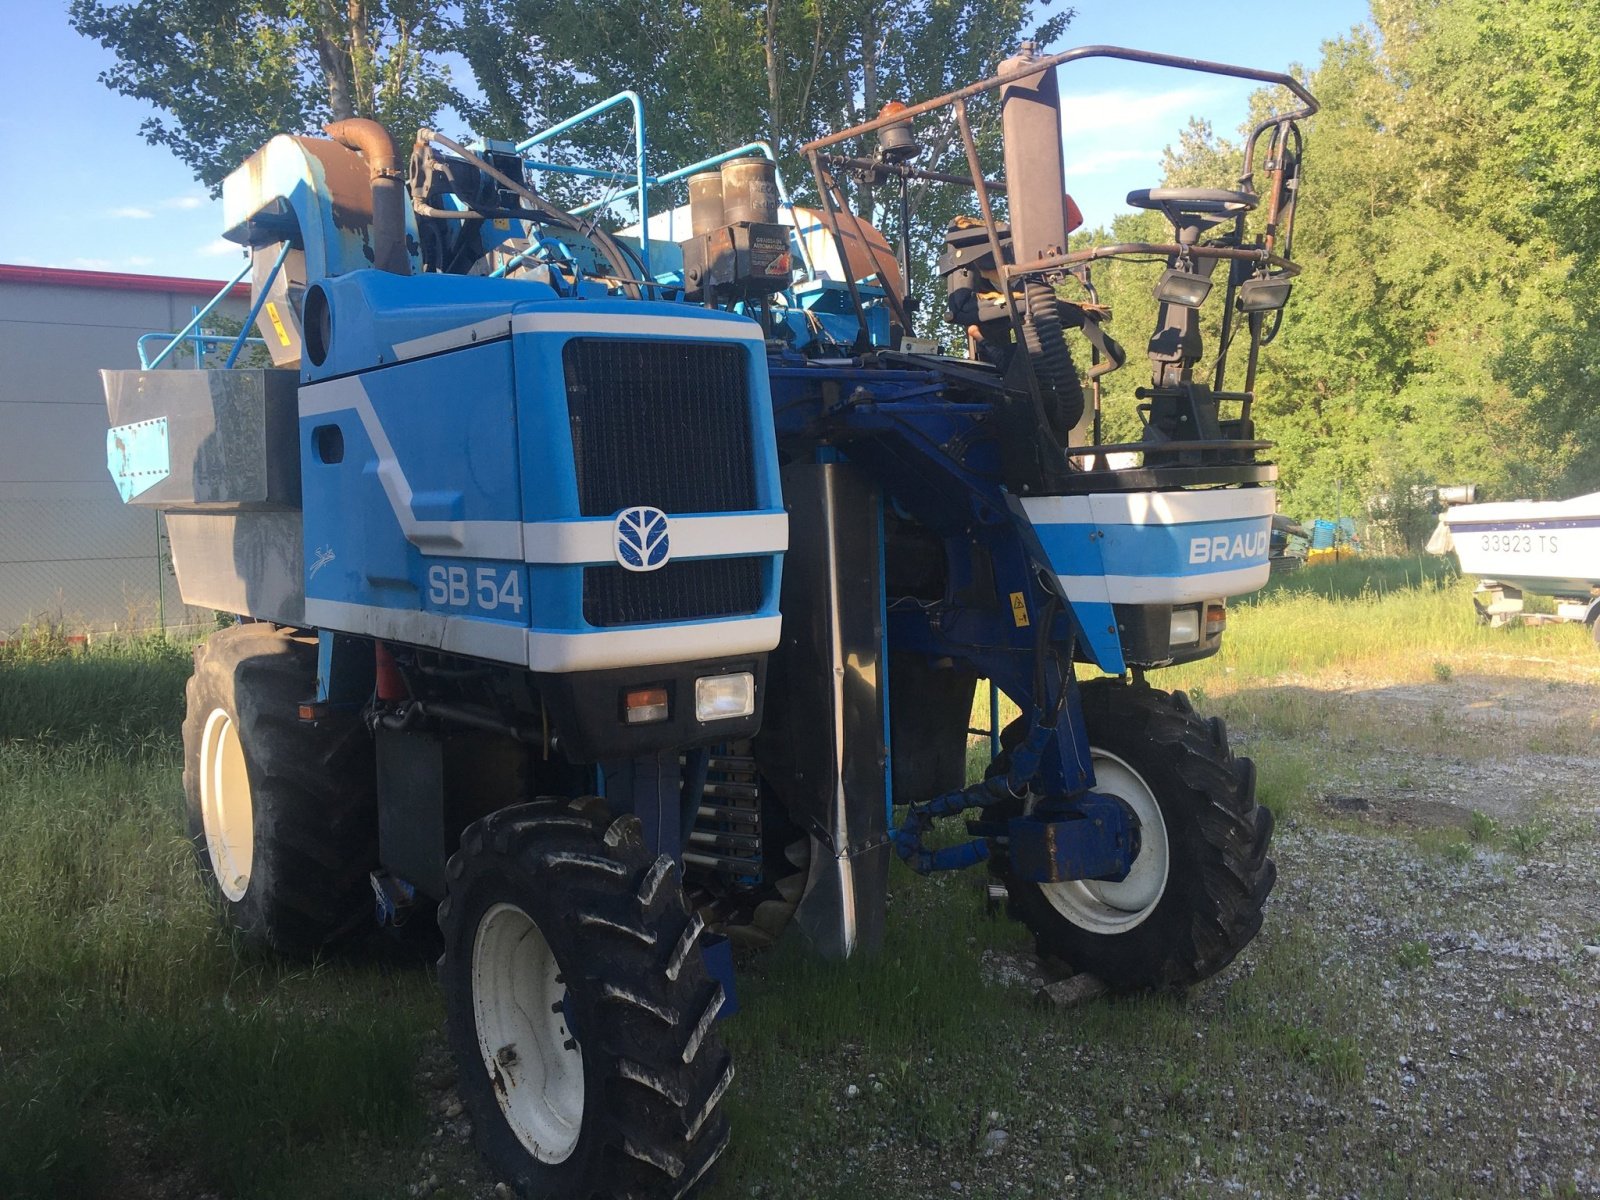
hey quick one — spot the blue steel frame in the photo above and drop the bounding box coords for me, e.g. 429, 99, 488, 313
516, 91, 651, 273
766, 353, 1111, 870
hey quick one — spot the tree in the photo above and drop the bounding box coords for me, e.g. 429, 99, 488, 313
1263, 0, 1600, 515
457, 1, 1068, 179
69, 0, 458, 188
1081, 0, 1600, 523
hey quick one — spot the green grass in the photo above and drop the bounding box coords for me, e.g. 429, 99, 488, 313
0, 644, 440, 1200
716, 879, 1386, 1197
1159, 557, 1589, 690
1254, 553, 1459, 603
0, 632, 193, 743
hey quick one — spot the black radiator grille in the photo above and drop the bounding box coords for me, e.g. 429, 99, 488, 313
563, 338, 756, 517
584, 558, 765, 627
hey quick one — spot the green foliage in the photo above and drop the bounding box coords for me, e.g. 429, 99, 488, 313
1395, 939, 1432, 970
1247, 1, 1600, 515
1070, 1, 1600, 521
69, 0, 460, 189
1508, 819, 1550, 856
72, 0, 1067, 237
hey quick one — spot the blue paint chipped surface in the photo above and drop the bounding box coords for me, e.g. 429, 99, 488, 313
106, 417, 171, 502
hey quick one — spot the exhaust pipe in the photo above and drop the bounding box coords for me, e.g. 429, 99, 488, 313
323, 118, 411, 276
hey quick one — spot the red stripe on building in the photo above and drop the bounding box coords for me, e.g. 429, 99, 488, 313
0, 263, 249, 299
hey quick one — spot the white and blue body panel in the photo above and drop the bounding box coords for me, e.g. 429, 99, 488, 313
1011, 486, 1275, 671
297, 271, 786, 673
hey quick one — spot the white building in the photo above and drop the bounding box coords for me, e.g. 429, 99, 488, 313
0, 264, 249, 635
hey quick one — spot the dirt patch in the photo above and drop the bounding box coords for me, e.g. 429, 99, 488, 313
1319, 791, 1478, 829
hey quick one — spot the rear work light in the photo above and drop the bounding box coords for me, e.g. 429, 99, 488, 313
1169, 607, 1201, 646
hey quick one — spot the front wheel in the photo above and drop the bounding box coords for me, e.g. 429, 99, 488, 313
994, 680, 1274, 991
439, 799, 732, 1199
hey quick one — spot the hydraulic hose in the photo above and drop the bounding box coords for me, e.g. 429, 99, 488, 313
415, 129, 641, 299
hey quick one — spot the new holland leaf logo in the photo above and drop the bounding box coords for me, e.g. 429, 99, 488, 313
614, 506, 671, 572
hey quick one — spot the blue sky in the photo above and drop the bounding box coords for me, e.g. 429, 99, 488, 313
0, 1, 1371, 281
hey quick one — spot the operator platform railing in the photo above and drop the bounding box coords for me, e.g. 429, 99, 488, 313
514, 90, 815, 281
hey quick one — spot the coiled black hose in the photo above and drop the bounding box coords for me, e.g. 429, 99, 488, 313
1021, 281, 1086, 441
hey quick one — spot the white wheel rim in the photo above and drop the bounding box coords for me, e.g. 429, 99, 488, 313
198, 707, 254, 901
1038, 748, 1170, 934
471, 902, 585, 1164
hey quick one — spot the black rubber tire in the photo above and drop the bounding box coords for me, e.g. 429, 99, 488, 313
1021, 281, 1086, 440
181, 623, 377, 955
439, 799, 732, 1200
991, 679, 1273, 991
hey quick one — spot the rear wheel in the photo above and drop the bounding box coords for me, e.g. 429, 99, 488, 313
992, 680, 1273, 991
439, 799, 732, 1199
181, 623, 376, 954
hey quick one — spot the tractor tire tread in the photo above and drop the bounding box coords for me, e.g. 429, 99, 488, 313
438, 800, 729, 1199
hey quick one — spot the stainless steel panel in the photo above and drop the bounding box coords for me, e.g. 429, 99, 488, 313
102, 368, 301, 511
755, 462, 888, 958
165, 510, 305, 624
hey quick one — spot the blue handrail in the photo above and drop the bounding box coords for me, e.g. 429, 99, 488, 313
517, 91, 650, 276
139, 255, 254, 369
138, 330, 269, 369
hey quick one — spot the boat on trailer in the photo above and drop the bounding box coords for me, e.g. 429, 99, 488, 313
1436, 491, 1600, 636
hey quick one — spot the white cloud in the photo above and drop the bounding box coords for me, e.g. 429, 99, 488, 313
109, 206, 154, 219
1064, 147, 1161, 178
198, 238, 242, 257
67, 257, 116, 270
125, 255, 155, 267
163, 195, 207, 210
1061, 86, 1229, 134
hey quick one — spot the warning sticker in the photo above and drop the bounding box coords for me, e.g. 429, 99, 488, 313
263, 300, 293, 347
1010, 591, 1030, 627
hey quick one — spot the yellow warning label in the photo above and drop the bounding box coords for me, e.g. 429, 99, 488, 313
263, 301, 292, 347
492, 218, 511, 231
1010, 591, 1030, 627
